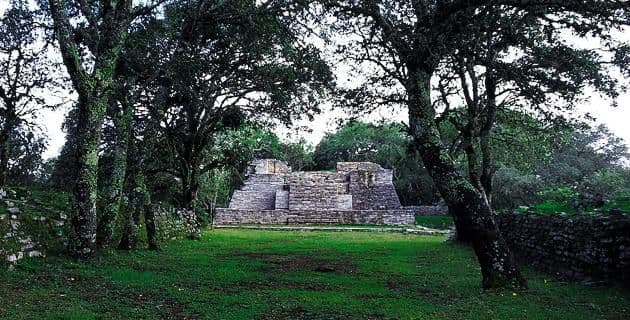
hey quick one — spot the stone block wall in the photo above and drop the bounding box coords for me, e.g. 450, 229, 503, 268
275, 191, 289, 209
347, 171, 401, 210
287, 172, 348, 210
214, 209, 291, 225
498, 213, 630, 285
229, 191, 276, 210
287, 209, 415, 225
214, 208, 415, 226
230, 173, 286, 210
337, 162, 383, 173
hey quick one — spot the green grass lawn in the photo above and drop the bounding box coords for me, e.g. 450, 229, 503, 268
1, 230, 628, 319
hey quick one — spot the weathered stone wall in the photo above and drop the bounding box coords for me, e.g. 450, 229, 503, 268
287, 172, 347, 210
229, 160, 404, 212
154, 207, 203, 240
498, 213, 630, 285
1, 188, 67, 269
214, 209, 291, 225
337, 162, 383, 174
229, 174, 286, 210
229, 191, 277, 210
348, 172, 401, 210
214, 208, 415, 226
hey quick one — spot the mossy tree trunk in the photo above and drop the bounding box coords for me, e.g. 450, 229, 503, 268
69, 94, 109, 257
117, 104, 162, 250
132, 172, 159, 250
117, 184, 141, 250
118, 171, 158, 250
407, 64, 525, 289
136, 106, 164, 249
49, 0, 131, 258
96, 100, 133, 248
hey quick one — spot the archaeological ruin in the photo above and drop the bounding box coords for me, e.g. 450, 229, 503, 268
214, 159, 421, 225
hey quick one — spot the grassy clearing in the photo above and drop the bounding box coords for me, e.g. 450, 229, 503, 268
1, 229, 628, 319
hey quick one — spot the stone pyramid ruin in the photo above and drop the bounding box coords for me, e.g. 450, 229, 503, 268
214, 159, 418, 225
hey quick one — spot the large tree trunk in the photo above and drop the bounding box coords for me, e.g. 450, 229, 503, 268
116, 133, 160, 250
407, 66, 526, 289
69, 96, 108, 258
49, 0, 130, 258
118, 174, 159, 250
96, 102, 133, 248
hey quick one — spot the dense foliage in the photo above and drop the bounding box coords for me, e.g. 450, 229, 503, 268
313, 121, 439, 205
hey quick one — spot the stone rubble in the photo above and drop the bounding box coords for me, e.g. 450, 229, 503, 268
1, 188, 67, 269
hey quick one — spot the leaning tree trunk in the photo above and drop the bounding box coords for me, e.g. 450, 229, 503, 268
407, 67, 526, 289
462, 128, 486, 200
96, 102, 133, 248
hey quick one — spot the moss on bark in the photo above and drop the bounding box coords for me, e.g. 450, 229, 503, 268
407, 67, 526, 289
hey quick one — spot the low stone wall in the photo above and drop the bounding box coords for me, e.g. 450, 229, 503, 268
498, 213, 630, 285
214, 208, 415, 226
1, 189, 67, 269
154, 207, 202, 240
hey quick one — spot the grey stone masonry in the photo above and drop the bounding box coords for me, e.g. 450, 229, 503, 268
217, 159, 414, 225
499, 212, 630, 286
287, 172, 347, 210
214, 208, 416, 226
